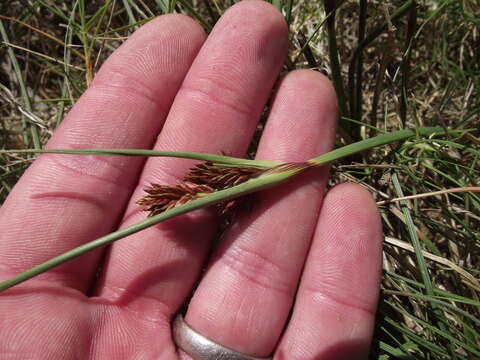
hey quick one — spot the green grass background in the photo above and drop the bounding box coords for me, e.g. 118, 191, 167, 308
1, 0, 479, 358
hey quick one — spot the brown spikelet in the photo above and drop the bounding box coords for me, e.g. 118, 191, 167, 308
137, 181, 214, 217
184, 162, 262, 190
137, 162, 262, 217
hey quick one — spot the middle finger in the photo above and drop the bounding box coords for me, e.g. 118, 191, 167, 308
96, 0, 288, 320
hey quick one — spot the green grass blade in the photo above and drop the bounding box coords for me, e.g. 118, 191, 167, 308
0, 19, 41, 149
34, 0, 70, 23
124, 0, 150, 19
0, 127, 458, 292
85, 1, 110, 33
176, 0, 211, 31
352, 0, 367, 124
309, 127, 448, 166
384, 291, 480, 328
323, 0, 348, 121
347, 1, 414, 126
392, 172, 434, 294
0, 165, 302, 292
0, 148, 279, 169
284, 0, 294, 25
121, 0, 137, 24
399, 2, 417, 125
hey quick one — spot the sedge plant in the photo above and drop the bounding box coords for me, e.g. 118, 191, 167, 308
0, 126, 463, 292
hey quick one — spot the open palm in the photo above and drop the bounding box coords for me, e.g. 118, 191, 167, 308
0, 2, 382, 359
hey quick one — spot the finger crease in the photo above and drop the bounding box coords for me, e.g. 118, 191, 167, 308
302, 285, 376, 317
48, 155, 131, 189
31, 191, 108, 212
179, 83, 254, 118
218, 245, 294, 296
98, 284, 172, 324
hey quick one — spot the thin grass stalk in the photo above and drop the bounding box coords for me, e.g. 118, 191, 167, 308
309, 127, 450, 165
78, 1, 93, 84
386, 299, 480, 357
0, 19, 41, 149
122, 0, 137, 25
348, 0, 414, 125
55, 82, 69, 127
371, 30, 394, 131
392, 173, 434, 294
0, 15, 86, 61
391, 173, 461, 358
93, 0, 119, 72
1, 127, 455, 168
56, 15, 75, 127
386, 271, 480, 305
153, 0, 165, 13
169, 0, 178, 13
34, 0, 70, 22
176, 0, 212, 31
383, 315, 446, 356
323, 0, 348, 123
271, 0, 282, 12
102, 17, 154, 35
0, 127, 454, 292
400, 1, 417, 125
0, 42, 85, 71
154, 0, 169, 14
284, 0, 294, 25
202, 0, 219, 24
297, 31, 318, 69
85, 1, 110, 35
0, 165, 303, 292
353, 0, 367, 125
292, 11, 331, 65
127, 0, 150, 18
0, 148, 279, 169
384, 290, 480, 328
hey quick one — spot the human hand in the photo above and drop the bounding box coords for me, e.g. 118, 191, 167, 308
0, 1, 382, 359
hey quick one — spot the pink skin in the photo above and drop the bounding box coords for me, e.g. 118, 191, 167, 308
0, 1, 382, 359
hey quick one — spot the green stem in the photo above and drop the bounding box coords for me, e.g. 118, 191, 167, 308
0, 19, 41, 149
309, 127, 443, 165
0, 148, 279, 169
392, 172, 459, 359
347, 1, 414, 123
0, 167, 301, 292
353, 0, 367, 125
284, 0, 294, 25
176, 0, 212, 31
399, 1, 417, 125
324, 0, 348, 120
0, 126, 454, 292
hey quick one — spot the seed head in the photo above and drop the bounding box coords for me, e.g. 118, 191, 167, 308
184, 162, 262, 190
137, 181, 214, 217
137, 162, 262, 217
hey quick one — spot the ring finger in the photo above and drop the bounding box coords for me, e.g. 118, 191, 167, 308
275, 183, 382, 359
182, 70, 338, 358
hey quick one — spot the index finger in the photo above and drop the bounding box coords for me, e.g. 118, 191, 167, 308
0, 15, 206, 292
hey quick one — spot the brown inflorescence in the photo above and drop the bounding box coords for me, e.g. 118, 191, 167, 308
137, 162, 263, 217
137, 181, 215, 217
184, 162, 262, 190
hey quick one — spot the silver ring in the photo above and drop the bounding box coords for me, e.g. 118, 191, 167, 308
173, 314, 272, 360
